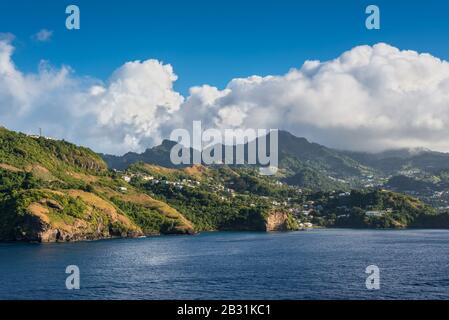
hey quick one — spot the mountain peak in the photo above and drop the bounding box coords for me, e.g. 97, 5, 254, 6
158, 139, 178, 149
277, 130, 309, 142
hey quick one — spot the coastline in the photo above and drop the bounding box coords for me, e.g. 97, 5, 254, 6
3, 225, 449, 244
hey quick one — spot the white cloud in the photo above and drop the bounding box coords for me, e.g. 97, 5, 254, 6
33, 29, 53, 42
0, 37, 182, 154
181, 43, 449, 152
2, 38, 449, 154
84, 59, 184, 153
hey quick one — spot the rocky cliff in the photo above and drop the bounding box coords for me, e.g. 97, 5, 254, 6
265, 211, 299, 231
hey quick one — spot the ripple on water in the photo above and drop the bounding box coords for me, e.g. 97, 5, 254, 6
1, 229, 449, 299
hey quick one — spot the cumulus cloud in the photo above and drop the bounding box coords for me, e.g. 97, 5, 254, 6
181, 43, 449, 152
1, 37, 449, 154
84, 60, 184, 153
0, 37, 182, 154
33, 29, 53, 42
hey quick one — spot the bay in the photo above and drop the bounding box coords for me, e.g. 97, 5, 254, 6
1, 229, 448, 300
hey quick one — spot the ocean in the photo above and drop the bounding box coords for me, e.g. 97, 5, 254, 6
1, 229, 448, 300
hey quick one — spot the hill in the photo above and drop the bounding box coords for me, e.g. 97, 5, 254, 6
0, 127, 195, 241
124, 163, 300, 232
101, 131, 368, 191
101, 131, 449, 203
3, 126, 449, 242
0, 127, 302, 242
308, 189, 436, 229
100, 140, 185, 171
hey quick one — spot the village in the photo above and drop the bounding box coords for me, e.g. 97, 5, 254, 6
114, 169, 399, 230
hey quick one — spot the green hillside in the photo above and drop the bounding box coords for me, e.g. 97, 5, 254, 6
126, 163, 300, 231
0, 127, 300, 242
0, 127, 106, 176
101, 130, 377, 190
308, 189, 437, 228
0, 127, 195, 241
2, 126, 449, 242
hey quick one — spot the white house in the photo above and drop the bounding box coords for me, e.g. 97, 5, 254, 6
366, 211, 384, 217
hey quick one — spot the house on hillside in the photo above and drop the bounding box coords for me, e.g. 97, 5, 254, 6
366, 211, 384, 217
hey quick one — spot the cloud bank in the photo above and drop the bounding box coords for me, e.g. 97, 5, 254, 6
1, 38, 449, 154
183, 43, 449, 152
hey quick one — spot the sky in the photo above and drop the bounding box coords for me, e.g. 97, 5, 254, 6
1, 0, 449, 154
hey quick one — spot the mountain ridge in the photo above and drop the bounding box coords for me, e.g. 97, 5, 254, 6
3, 126, 449, 243
0, 127, 302, 242
100, 130, 449, 193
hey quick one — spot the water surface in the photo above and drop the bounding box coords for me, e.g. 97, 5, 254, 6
1, 229, 448, 299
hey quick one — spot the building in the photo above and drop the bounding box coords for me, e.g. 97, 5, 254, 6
301, 210, 312, 216
366, 211, 384, 217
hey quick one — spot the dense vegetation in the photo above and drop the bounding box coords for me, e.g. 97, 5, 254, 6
0, 127, 300, 241
127, 164, 294, 231
0, 127, 106, 174
3, 126, 449, 242
306, 189, 437, 228
0, 128, 194, 241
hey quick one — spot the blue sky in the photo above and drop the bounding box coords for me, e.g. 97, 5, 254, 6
1, 0, 449, 94
2, 0, 449, 154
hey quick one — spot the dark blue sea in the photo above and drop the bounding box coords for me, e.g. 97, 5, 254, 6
1, 229, 449, 300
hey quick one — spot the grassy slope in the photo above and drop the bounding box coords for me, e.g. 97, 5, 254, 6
0, 127, 194, 241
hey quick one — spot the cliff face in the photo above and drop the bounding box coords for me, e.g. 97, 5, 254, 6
16, 212, 143, 243
4, 190, 145, 243
215, 210, 299, 232
265, 211, 299, 231
1, 186, 197, 242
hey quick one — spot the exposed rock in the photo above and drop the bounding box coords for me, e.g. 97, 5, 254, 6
39, 199, 64, 211
15, 199, 145, 243
265, 211, 298, 231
